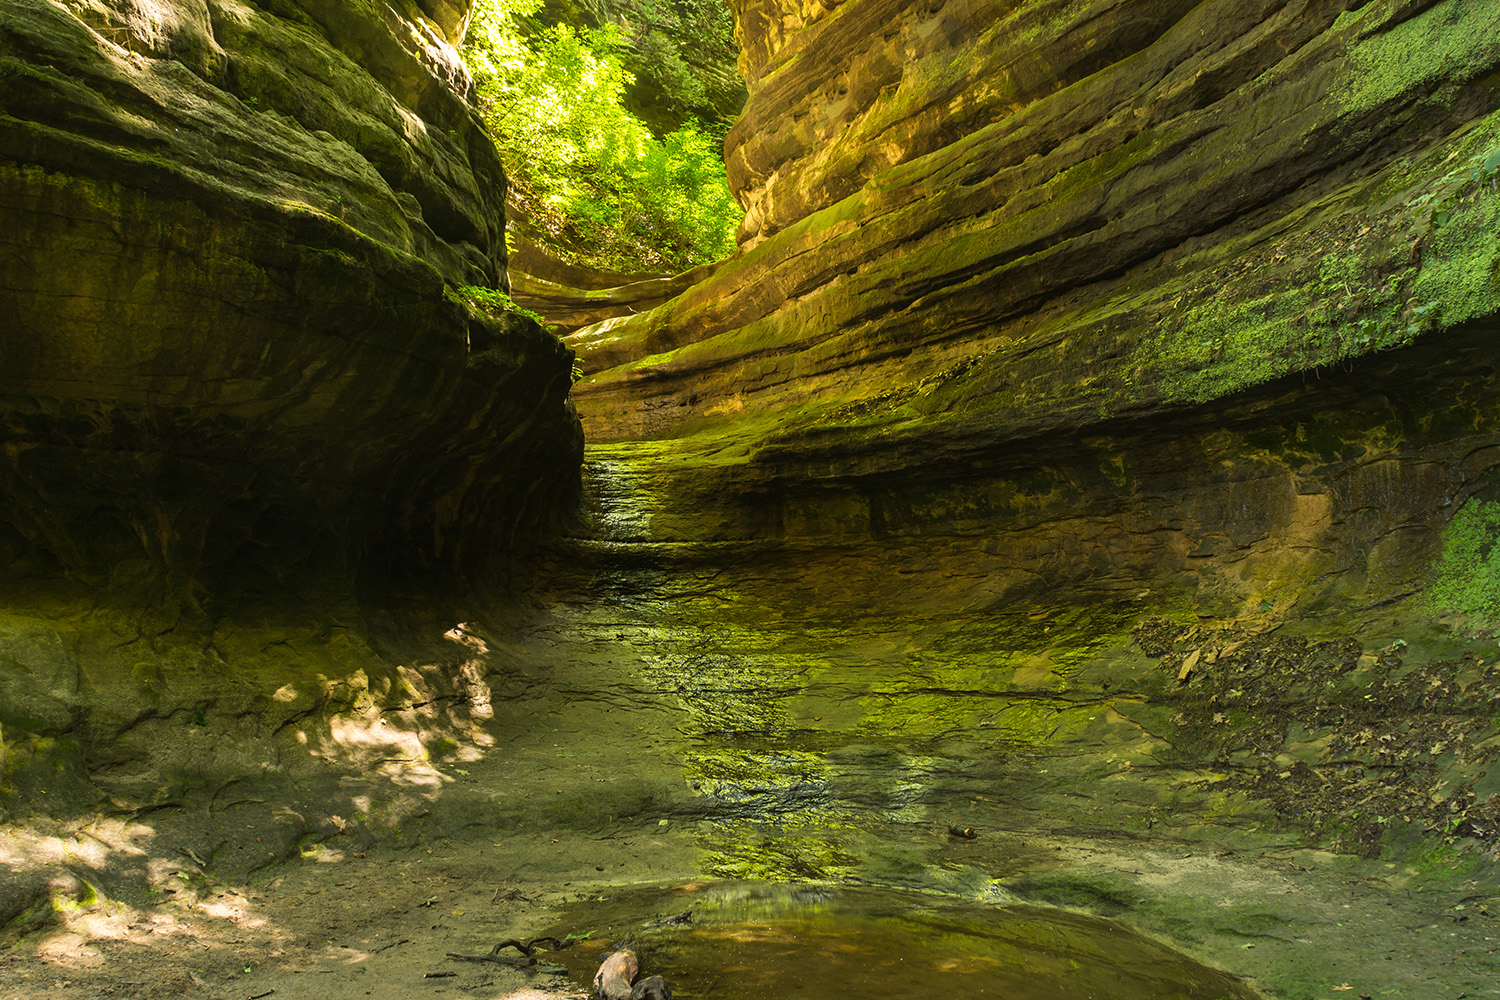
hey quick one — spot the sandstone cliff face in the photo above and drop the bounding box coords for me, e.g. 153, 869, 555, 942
0, 0, 580, 853
521, 0, 1500, 907
3, 4, 1500, 987
495, 3, 1500, 960
565, 0, 1500, 620
0, 0, 582, 596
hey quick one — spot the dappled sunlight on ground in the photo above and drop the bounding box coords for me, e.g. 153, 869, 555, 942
324, 715, 443, 784
1, 828, 596, 1000
1, 828, 294, 998
1, 819, 142, 875
0, 613, 602, 998
4, 594, 1499, 1000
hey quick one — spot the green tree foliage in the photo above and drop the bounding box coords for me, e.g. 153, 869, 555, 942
464, 0, 741, 273
611, 0, 744, 138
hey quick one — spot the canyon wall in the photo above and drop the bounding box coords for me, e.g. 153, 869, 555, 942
3, 4, 1500, 988
0, 0, 582, 600
564, 0, 1500, 621
0, 0, 580, 863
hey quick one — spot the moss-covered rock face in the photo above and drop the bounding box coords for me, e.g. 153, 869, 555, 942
8, 3, 1500, 997
536, 0, 1500, 937
0, 0, 581, 862
568, 0, 1500, 619
0, 0, 583, 596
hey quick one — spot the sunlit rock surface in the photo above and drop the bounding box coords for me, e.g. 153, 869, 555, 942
569, 0, 1500, 616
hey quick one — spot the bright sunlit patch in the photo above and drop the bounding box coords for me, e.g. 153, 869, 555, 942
198, 890, 268, 926
445, 622, 489, 653
34, 930, 106, 968
396, 103, 429, 139
299, 842, 346, 864
1, 818, 153, 874
326, 714, 426, 762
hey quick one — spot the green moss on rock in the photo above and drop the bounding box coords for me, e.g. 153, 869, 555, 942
1429, 498, 1500, 627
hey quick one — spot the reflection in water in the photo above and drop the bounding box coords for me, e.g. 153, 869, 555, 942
546, 882, 1259, 1000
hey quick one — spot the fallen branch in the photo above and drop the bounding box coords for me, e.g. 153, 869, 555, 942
445, 951, 569, 976
446, 951, 537, 968
491, 936, 568, 957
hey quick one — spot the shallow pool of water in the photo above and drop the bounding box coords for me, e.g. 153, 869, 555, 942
543, 881, 1258, 1000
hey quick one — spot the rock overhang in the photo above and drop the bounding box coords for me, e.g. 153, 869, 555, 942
0, 0, 583, 598
563, 0, 1500, 615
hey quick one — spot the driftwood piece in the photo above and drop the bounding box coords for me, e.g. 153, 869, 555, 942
593, 946, 672, 1000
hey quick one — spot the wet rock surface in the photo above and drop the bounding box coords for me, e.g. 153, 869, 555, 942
5, 2, 1500, 1000
4, 580, 1500, 999
543, 882, 1262, 1000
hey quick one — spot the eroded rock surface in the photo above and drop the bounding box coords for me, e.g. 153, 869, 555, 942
0, 0, 582, 594
6, 3, 1500, 999
539, 0, 1500, 954
0, 0, 581, 920
569, 0, 1500, 616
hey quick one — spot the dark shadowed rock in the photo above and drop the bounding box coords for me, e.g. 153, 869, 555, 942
0, 0, 581, 858
0, 0, 582, 598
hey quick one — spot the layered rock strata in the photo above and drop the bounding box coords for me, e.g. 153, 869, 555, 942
514, 5, 1500, 974
0, 0, 580, 865
2, 5, 1500, 991
0, 0, 582, 596
566, 0, 1500, 618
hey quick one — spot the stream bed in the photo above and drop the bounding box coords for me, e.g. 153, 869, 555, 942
542, 881, 1260, 1000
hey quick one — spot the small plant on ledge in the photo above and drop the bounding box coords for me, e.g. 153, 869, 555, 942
447, 284, 552, 330
447, 284, 582, 381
